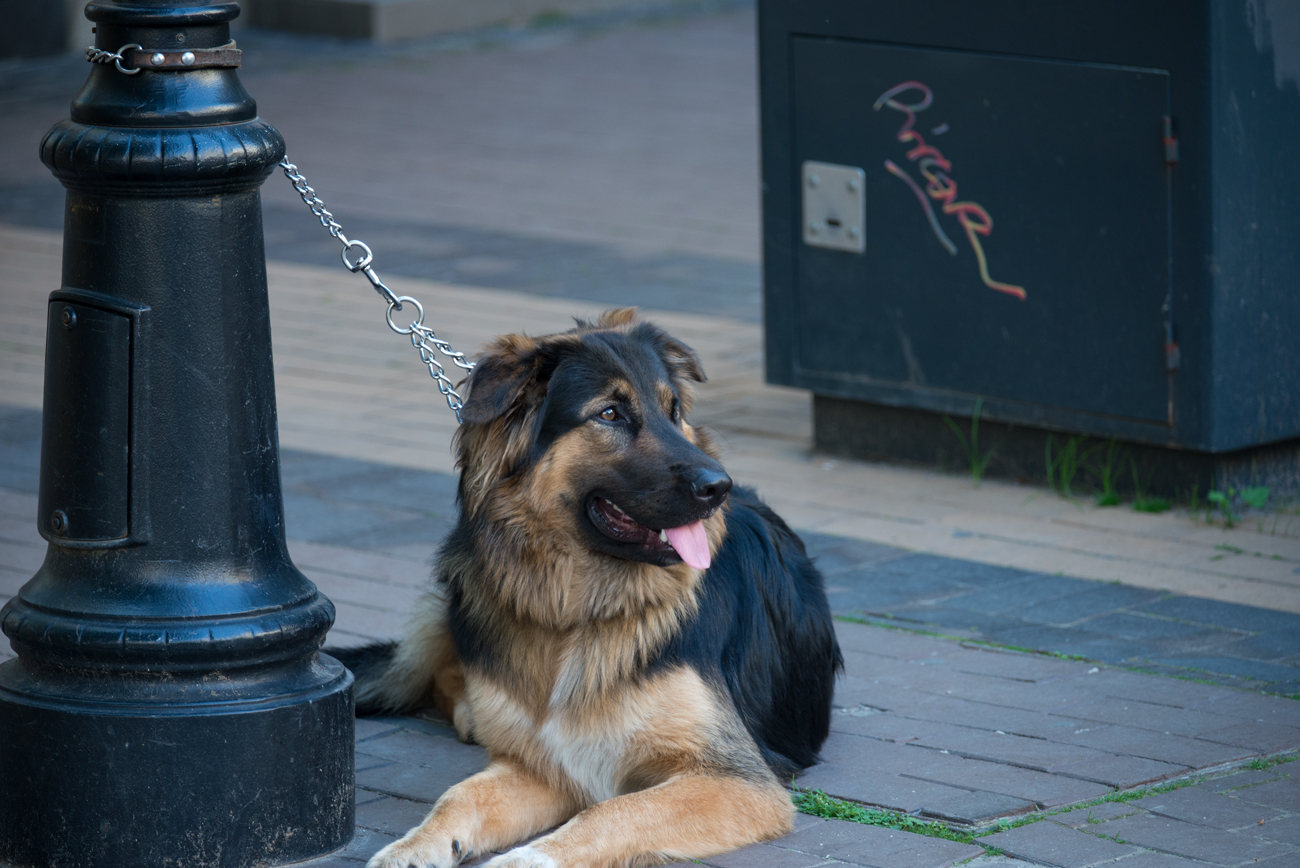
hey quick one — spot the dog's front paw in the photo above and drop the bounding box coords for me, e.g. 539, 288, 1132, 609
483, 845, 559, 868
366, 833, 465, 868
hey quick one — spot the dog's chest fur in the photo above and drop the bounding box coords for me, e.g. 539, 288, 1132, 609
465, 662, 716, 803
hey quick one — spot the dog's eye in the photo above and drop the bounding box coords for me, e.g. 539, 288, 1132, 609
599, 407, 619, 422
671, 400, 681, 423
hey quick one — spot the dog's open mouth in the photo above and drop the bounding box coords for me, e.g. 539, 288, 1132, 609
587, 496, 712, 570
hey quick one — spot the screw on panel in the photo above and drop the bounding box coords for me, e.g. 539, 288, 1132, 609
809, 221, 822, 234
61, 306, 77, 329
51, 509, 69, 536
808, 173, 819, 188
847, 178, 860, 192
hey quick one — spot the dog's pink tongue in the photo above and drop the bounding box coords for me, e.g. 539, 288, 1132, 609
665, 521, 710, 570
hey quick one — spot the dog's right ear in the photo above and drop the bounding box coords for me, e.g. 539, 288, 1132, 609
460, 335, 538, 425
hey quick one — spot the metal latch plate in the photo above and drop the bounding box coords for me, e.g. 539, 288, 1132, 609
802, 160, 865, 253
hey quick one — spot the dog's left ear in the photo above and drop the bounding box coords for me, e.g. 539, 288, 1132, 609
660, 335, 706, 384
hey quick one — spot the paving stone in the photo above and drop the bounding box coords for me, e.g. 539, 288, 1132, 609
1149, 655, 1300, 683
1069, 612, 1233, 645
355, 717, 404, 743
800, 532, 909, 574
1056, 696, 1237, 736
796, 766, 976, 816
1135, 597, 1300, 635
702, 842, 835, 868
879, 697, 1098, 742
1080, 668, 1237, 708
920, 789, 1037, 825
1054, 723, 1248, 769
1091, 853, 1208, 868
356, 728, 488, 770
909, 754, 1111, 809
1232, 775, 1300, 812
355, 793, 435, 835
1007, 584, 1166, 627
960, 858, 1040, 868
926, 674, 1096, 713
1218, 631, 1300, 662
768, 816, 984, 868
940, 648, 1096, 684
1189, 690, 1300, 721
928, 575, 1101, 616
982, 819, 1140, 867
1195, 720, 1300, 753
1134, 786, 1283, 830
869, 554, 1035, 589
881, 606, 1033, 639
979, 626, 1156, 666
1085, 813, 1296, 865
326, 826, 401, 864
1049, 754, 1184, 789
1047, 800, 1144, 828
293, 852, 367, 866
1251, 815, 1300, 845
829, 713, 1181, 787
1197, 769, 1287, 792
833, 620, 972, 659
355, 734, 488, 802
828, 570, 981, 611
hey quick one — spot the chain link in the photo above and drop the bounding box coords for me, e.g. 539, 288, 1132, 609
278, 156, 474, 422
85, 44, 142, 75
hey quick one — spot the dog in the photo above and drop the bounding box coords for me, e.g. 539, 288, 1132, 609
332, 309, 842, 868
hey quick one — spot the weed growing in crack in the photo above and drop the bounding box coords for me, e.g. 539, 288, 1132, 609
1207, 488, 1239, 527
1047, 434, 1096, 498
944, 398, 994, 488
792, 788, 981, 847
1089, 438, 1125, 506
1130, 456, 1170, 513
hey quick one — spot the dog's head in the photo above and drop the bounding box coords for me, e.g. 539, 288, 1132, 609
454, 309, 730, 572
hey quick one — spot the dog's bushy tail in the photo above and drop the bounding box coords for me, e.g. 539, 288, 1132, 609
323, 591, 468, 735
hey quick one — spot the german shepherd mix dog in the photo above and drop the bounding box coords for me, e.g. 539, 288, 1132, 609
334, 310, 842, 868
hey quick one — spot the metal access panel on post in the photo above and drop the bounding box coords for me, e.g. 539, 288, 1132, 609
760, 0, 1300, 454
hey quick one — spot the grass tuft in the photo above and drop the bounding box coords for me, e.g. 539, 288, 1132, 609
944, 398, 994, 488
792, 788, 979, 846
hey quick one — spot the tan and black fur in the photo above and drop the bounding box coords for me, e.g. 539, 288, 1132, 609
333, 310, 842, 868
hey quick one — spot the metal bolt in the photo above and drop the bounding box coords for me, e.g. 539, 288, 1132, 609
50, 509, 69, 536
175, 32, 186, 43
151, 52, 166, 66
847, 226, 860, 239
809, 221, 822, 234
181, 51, 195, 66
847, 178, 860, 192
61, 306, 77, 329
808, 173, 820, 188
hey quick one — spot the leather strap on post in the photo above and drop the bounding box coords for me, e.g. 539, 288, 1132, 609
125, 41, 242, 70
87, 41, 242, 73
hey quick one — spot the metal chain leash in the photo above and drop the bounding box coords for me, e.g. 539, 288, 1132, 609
86, 44, 142, 75
277, 157, 475, 422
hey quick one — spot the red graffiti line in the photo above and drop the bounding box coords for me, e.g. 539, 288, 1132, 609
873, 81, 1027, 301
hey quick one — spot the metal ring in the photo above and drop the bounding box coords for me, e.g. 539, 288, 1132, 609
386, 296, 425, 335
341, 239, 373, 273
115, 44, 142, 75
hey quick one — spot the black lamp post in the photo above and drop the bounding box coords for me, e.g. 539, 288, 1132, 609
0, 3, 354, 865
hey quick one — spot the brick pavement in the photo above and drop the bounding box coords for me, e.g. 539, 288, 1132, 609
3, 5, 1300, 866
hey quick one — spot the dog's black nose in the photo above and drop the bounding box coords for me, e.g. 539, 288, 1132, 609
690, 467, 733, 508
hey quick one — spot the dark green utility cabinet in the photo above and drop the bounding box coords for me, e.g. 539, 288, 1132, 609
760, 0, 1300, 473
